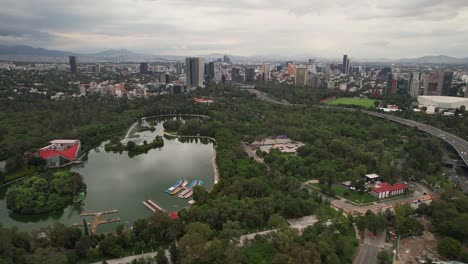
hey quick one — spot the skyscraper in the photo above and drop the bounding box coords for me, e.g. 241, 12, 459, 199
69, 56, 78, 73
385, 73, 394, 96
410, 72, 422, 97
231, 67, 242, 82
246, 68, 256, 82
423, 69, 447, 96
185, 57, 205, 89
295, 66, 308, 87
140, 62, 149, 74
223, 55, 231, 64
342, 55, 348, 75
442, 71, 454, 96
175, 61, 183, 75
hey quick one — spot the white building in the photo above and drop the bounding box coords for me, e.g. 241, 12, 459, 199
418, 96, 468, 110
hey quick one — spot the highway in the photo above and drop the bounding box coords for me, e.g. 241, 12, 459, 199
362, 110, 468, 167
245, 88, 468, 166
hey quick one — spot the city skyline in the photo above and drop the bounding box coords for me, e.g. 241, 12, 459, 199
1, 0, 468, 58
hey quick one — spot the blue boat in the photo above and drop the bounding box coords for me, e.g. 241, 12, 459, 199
188, 180, 198, 188
165, 180, 183, 193
198, 180, 205, 186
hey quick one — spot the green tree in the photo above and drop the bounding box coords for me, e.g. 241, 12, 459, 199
437, 237, 462, 260
377, 249, 392, 264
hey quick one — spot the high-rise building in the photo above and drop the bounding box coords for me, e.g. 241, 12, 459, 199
385, 73, 394, 96
423, 70, 445, 96
223, 55, 231, 64
69, 56, 78, 73
213, 62, 222, 82
346, 58, 350, 75
232, 67, 243, 82
288, 63, 296, 76
295, 66, 308, 87
175, 61, 183, 75
140, 62, 149, 74
410, 72, 422, 97
185, 57, 205, 89
206, 62, 215, 79
246, 68, 256, 82
342, 55, 348, 75
381, 67, 392, 77
442, 71, 454, 96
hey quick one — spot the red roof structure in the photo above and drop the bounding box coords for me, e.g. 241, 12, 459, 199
39, 141, 80, 161
169, 212, 180, 220
372, 182, 408, 193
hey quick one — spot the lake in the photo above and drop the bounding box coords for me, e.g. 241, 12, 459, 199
0, 119, 216, 232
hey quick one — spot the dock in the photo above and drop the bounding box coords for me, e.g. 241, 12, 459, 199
143, 199, 166, 213
76, 209, 120, 234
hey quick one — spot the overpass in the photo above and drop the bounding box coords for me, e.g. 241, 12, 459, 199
362, 110, 468, 167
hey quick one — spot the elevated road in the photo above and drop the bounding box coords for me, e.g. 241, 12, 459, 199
362, 110, 468, 167
246, 88, 468, 166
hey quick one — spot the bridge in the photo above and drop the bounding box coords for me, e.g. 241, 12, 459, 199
73, 210, 120, 234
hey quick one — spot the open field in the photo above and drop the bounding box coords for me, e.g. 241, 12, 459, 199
313, 183, 377, 204
327, 98, 377, 108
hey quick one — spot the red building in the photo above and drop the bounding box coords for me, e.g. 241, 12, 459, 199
370, 182, 408, 199
39, 139, 81, 167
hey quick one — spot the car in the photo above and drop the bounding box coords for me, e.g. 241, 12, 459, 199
423, 192, 427, 195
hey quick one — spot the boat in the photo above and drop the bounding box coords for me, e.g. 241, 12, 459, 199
170, 187, 183, 195
188, 199, 196, 205
188, 180, 198, 188
73, 192, 86, 203
165, 180, 183, 193
181, 189, 193, 199
178, 188, 191, 198
181, 180, 189, 187
197, 180, 205, 186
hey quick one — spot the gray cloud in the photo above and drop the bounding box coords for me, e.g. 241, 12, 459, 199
0, 0, 468, 57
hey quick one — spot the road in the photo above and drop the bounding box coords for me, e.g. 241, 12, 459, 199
91, 250, 171, 264
362, 110, 468, 167
354, 230, 388, 264
246, 88, 468, 167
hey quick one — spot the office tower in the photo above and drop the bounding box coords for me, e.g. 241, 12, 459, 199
423, 69, 445, 96
385, 73, 394, 95
223, 55, 231, 64
246, 67, 256, 82
381, 67, 392, 77
69, 56, 78, 73
442, 71, 454, 96
175, 61, 183, 75
213, 62, 222, 82
231, 67, 241, 82
308, 58, 316, 64
262, 64, 272, 82
206, 62, 215, 79
295, 66, 308, 87
288, 63, 296, 76
140, 62, 149, 74
95, 64, 101, 73
397, 78, 409, 95
410, 72, 422, 97
346, 59, 350, 75
342, 54, 348, 75
185, 57, 205, 88
165, 74, 170, 84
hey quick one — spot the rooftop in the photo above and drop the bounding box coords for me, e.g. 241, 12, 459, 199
418, 96, 468, 103
372, 182, 408, 193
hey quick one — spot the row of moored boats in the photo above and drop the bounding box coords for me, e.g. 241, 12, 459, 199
165, 179, 205, 199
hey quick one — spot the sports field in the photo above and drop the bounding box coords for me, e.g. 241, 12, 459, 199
326, 97, 377, 108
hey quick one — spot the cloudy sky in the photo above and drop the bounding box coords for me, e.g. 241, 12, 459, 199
1, 0, 468, 58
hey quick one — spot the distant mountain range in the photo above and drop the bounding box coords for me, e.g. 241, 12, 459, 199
1, 45, 468, 64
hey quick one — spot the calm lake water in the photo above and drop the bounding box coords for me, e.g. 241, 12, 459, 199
0, 119, 215, 232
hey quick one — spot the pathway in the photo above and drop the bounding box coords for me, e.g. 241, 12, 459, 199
91, 250, 171, 264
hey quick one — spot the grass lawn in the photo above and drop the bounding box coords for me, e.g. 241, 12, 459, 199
312, 183, 377, 204
327, 97, 378, 108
